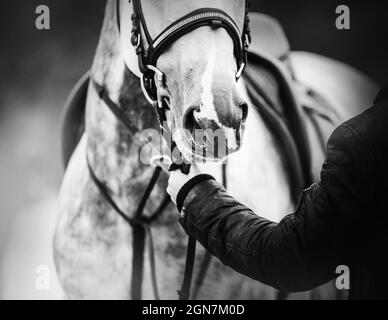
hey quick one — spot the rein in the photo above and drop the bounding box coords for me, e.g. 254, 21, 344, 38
87, 0, 251, 300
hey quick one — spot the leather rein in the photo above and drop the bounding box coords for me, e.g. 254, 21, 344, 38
87, 0, 251, 300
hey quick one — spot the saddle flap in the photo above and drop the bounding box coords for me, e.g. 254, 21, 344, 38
61, 71, 89, 169
247, 13, 290, 60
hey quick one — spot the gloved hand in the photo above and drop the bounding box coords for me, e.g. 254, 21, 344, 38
167, 164, 202, 205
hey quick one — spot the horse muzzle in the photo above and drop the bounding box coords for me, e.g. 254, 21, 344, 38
181, 104, 247, 161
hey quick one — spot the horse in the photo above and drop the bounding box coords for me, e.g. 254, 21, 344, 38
54, 0, 378, 299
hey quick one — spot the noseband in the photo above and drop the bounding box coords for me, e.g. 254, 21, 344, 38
88, 0, 251, 300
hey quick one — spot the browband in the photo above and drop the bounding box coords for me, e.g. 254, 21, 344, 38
147, 8, 245, 70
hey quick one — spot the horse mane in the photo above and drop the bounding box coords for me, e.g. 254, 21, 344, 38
92, 0, 119, 80
91, 0, 158, 135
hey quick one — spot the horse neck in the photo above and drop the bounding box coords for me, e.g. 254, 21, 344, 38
85, 0, 161, 210
223, 77, 294, 222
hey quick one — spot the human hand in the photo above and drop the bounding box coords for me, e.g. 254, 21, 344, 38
167, 164, 202, 205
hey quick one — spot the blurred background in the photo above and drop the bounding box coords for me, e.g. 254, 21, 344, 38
0, 0, 386, 299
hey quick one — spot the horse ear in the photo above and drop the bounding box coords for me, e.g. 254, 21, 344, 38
119, 0, 142, 78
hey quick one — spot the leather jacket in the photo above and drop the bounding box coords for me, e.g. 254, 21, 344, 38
178, 86, 388, 299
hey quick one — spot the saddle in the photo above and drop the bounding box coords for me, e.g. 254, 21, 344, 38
61, 13, 338, 198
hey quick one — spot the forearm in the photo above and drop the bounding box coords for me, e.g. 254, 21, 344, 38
170, 123, 372, 293
179, 180, 337, 292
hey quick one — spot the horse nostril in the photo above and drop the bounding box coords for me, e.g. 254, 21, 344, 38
240, 102, 248, 123
183, 105, 201, 133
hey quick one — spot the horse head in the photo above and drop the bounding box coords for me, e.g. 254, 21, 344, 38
120, 0, 249, 162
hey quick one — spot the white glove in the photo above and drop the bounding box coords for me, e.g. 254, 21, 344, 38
167, 164, 202, 205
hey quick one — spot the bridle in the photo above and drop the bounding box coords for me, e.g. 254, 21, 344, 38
127, 0, 251, 105
88, 0, 251, 300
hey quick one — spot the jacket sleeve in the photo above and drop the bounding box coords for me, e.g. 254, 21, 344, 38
179, 123, 375, 292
